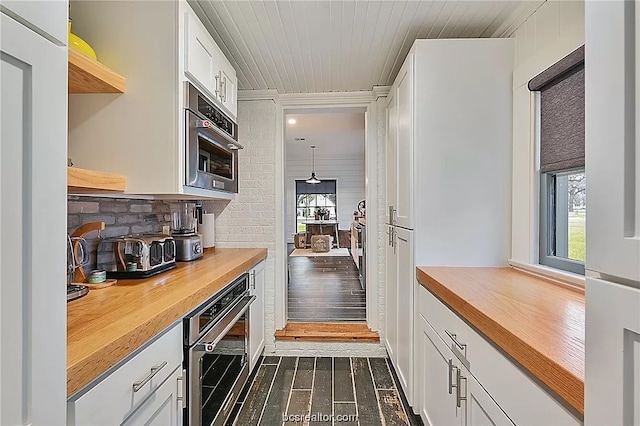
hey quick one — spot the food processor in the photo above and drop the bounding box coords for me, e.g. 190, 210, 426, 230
170, 202, 203, 261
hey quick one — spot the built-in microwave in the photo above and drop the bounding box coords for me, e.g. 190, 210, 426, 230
185, 83, 242, 193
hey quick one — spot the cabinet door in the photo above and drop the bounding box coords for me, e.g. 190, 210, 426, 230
386, 89, 398, 225
395, 55, 413, 230
395, 227, 414, 405
461, 365, 514, 426
219, 57, 237, 120
184, 10, 219, 102
385, 225, 398, 364
585, 0, 640, 281
249, 261, 266, 372
586, 278, 640, 425
417, 315, 462, 426
1, 12, 67, 426
1, 0, 68, 45
122, 366, 183, 426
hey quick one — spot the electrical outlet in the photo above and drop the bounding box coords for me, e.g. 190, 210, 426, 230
162, 225, 170, 235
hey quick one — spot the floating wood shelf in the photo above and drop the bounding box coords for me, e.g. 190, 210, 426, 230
68, 48, 126, 94
67, 167, 126, 192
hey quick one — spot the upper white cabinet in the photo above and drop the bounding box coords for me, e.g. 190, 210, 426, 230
1, 6, 68, 425
68, 0, 237, 198
249, 260, 266, 372
184, 8, 238, 119
1, 0, 68, 45
386, 90, 398, 225
394, 56, 414, 230
585, 0, 640, 282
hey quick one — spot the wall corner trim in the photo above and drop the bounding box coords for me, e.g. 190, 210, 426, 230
238, 89, 279, 102
373, 86, 391, 99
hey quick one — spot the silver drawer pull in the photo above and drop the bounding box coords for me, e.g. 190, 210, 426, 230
448, 359, 456, 395
132, 361, 167, 392
444, 329, 467, 351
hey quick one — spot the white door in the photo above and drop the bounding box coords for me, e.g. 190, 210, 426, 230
586, 278, 640, 425
249, 260, 266, 371
386, 88, 398, 225
395, 55, 413, 230
184, 9, 219, 102
395, 226, 414, 405
417, 315, 462, 426
219, 58, 237, 120
1, 10, 67, 426
121, 366, 183, 426
585, 0, 640, 282
385, 225, 398, 364
461, 364, 514, 426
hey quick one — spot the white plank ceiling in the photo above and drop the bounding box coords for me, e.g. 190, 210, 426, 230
189, 0, 543, 94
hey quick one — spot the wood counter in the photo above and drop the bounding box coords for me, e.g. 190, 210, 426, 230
416, 266, 585, 415
67, 248, 267, 397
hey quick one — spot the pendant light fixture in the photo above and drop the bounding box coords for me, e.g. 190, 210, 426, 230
305, 145, 321, 184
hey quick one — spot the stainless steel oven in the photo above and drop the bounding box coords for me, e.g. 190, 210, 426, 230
183, 274, 254, 426
185, 82, 242, 193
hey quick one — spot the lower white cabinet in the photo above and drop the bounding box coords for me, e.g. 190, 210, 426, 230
416, 285, 580, 426
249, 260, 266, 371
67, 323, 184, 426
121, 366, 183, 426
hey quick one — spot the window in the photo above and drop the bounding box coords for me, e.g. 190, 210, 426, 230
295, 180, 337, 232
531, 46, 585, 275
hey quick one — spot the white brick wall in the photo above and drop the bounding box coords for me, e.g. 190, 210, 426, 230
204, 99, 279, 354
375, 96, 387, 341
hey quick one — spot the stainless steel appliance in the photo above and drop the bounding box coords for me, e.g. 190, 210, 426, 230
185, 82, 242, 193
96, 234, 176, 278
183, 274, 255, 426
171, 202, 203, 262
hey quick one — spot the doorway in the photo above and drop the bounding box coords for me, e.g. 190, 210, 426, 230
284, 111, 366, 322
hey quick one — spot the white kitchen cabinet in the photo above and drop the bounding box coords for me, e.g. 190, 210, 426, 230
68, 323, 183, 426
394, 56, 414, 230
68, 0, 238, 198
386, 87, 398, 225
249, 260, 266, 372
585, 0, 640, 283
395, 227, 414, 403
121, 365, 183, 426
1, 6, 68, 425
417, 315, 462, 426
385, 224, 398, 364
185, 9, 219, 101
1, 0, 68, 45
586, 278, 640, 425
184, 7, 238, 121
417, 285, 580, 426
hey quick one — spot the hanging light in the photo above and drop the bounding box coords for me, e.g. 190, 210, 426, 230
305, 145, 321, 184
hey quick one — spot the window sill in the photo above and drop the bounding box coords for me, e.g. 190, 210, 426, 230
508, 259, 585, 291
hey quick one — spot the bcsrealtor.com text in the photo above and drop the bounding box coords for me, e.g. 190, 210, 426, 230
282, 413, 358, 423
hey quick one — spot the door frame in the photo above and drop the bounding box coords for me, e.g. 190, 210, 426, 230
271, 90, 385, 331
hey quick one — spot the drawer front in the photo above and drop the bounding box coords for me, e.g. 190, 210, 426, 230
418, 286, 581, 426
70, 323, 182, 426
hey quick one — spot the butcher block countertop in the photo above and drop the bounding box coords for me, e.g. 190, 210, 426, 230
416, 266, 585, 415
67, 248, 267, 397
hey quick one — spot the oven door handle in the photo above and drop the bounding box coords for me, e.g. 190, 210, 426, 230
194, 294, 255, 352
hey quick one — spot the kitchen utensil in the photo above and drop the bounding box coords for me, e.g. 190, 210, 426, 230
170, 202, 197, 235
88, 270, 106, 283
71, 221, 105, 282
68, 19, 97, 60
173, 234, 203, 261
96, 234, 176, 278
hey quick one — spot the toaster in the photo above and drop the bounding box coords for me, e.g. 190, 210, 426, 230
97, 234, 176, 278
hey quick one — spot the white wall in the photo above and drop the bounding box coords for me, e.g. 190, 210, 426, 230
285, 155, 365, 240
510, 0, 585, 265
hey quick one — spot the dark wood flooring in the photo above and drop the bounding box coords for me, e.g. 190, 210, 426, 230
228, 356, 422, 426
288, 255, 366, 322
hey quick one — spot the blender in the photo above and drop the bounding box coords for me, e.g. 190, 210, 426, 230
170, 202, 203, 261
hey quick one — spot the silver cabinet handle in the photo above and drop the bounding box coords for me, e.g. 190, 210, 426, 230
215, 73, 220, 97
398, 236, 408, 242
456, 367, 467, 408
388, 206, 396, 225
448, 358, 456, 395
132, 361, 167, 392
444, 329, 467, 351
250, 270, 256, 289
221, 76, 227, 102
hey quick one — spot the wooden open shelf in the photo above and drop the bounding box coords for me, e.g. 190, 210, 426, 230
67, 167, 126, 192
68, 48, 126, 94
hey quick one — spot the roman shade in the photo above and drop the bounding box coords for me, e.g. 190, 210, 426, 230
529, 45, 585, 173
295, 179, 336, 194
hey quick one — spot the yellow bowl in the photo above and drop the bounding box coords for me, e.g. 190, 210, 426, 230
69, 32, 97, 61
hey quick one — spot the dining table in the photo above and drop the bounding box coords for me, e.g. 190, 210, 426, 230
302, 220, 339, 248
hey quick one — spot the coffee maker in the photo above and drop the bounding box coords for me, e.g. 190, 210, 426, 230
170, 202, 203, 261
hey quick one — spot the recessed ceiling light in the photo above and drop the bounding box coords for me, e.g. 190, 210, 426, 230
288, 118, 297, 125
